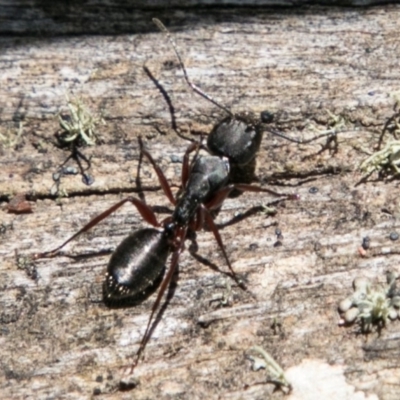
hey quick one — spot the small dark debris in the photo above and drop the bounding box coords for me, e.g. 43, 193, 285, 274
93, 388, 101, 396
309, 186, 319, 194
0, 223, 9, 235
119, 376, 139, 391
389, 232, 399, 241
362, 236, 371, 250
95, 375, 103, 383
4, 369, 20, 380
28, 166, 43, 175
163, 59, 177, 70
170, 154, 182, 163
275, 228, 283, 242
0, 327, 10, 335
248, 243, 258, 251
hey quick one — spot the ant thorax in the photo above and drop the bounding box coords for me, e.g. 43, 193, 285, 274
172, 154, 230, 226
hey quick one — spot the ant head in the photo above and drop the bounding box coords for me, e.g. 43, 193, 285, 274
207, 111, 263, 165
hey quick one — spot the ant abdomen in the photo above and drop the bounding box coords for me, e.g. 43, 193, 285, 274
103, 228, 169, 304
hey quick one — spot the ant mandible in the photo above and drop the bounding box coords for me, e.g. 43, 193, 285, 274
33, 19, 298, 375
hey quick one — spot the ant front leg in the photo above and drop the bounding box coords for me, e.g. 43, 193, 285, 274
139, 138, 204, 203
34, 197, 160, 259
139, 137, 176, 206
181, 141, 202, 188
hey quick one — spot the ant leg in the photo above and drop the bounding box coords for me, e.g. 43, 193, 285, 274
268, 128, 338, 144
203, 183, 297, 218
203, 186, 234, 211
233, 183, 299, 201
191, 207, 204, 232
139, 137, 176, 205
181, 142, 200, 187
34, 197, 160, 259
200, 205, 246, 290
131, 227, 187, 372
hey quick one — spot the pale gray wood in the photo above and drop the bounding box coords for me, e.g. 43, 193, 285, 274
1, 6, 400, 400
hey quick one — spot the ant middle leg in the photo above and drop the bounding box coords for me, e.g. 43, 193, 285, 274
139, 137, 203, 198
139, 137, 176, 206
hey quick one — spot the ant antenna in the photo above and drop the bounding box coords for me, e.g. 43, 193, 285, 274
268, 128, 341, 145
153, 18, 234, 117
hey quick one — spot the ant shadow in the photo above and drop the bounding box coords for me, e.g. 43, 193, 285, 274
143, 65, 178, 133
355, 169, 400, 187
143, 65, 195, 143
52, 140, 94, 189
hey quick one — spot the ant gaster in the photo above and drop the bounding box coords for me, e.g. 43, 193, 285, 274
33, 19, 298, 374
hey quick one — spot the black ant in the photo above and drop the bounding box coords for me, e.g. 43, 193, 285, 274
152, 19, 345, 150
33, 19, 299, 376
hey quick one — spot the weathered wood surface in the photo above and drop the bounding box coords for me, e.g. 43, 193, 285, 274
1, 5, 400, 400
0, 1, 395, 36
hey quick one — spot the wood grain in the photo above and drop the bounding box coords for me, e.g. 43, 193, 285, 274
1, 5, 400, 400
